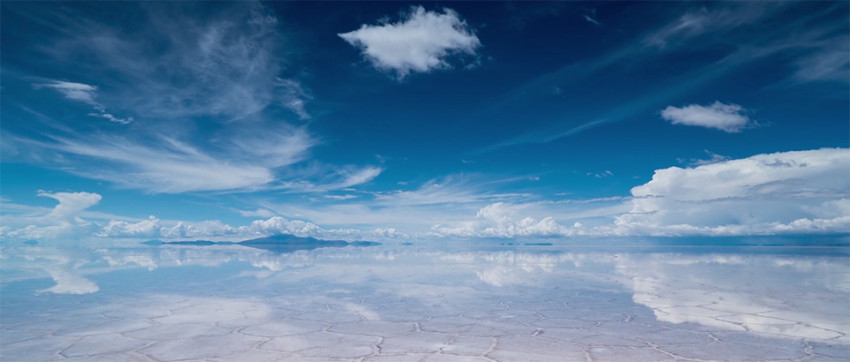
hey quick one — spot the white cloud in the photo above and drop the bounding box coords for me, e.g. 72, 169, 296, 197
331, 166, 384, 190
276, 78, 312, 120
4, 191, 103, 241
30, 135, 277, 193
44, 3, 309, 122
373, 175, 530, 207
37, 191, 102, 224
236, 208, 276, 218
237, 216, 322, 238
38, 80, 100, 106
582, 9, 601, 26
13, 120, 376, 193
5, 149, 848, 242
644, 5, 771, 48
271, 175, 629, 236
37, 80, 133, 124
325, 195, 358, 200
87, 112, 133, 125
431, 202, 579, 238
12, 3, 387, 195
98, 216, 161, 238
613, 148, 850, 236
279, 165, 383, 193
661, 101, 753, 132
92, 213, 393, 242
228, 127, 316, 169
682, 150, 731, 166
161, 220, 238, 239
339, 6, 481, 78
794, 46, 850, 83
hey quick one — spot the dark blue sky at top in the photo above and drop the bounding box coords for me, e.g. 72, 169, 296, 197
1, 1, 847, 234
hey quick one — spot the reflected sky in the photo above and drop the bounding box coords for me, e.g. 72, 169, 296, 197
2, 239, 849, 361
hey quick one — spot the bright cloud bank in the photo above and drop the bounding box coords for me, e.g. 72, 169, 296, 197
2, 148, 848, 241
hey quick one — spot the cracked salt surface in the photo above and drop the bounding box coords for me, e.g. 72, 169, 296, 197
1, 240, 848, 361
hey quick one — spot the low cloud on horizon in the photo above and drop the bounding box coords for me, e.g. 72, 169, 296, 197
3, 148, 847, 243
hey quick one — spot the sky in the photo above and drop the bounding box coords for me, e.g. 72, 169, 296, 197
1, 1, 848, 242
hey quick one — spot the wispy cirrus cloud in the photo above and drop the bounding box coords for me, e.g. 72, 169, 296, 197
643, 5, 770, 48
661, 101, 754, 132
7, 2, 383, 194
37, 81, 98, 105
18, 134, 281, 193
35, 80, 133, 124
37, 2, 309, 122
339, 6, 481, 78
793, 44, 849, 83
277, 165, 383, 193
475, 2, 844, 153
582, 9, 601, 26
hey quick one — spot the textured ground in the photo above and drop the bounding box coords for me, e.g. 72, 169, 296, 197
2, 243, 848, 361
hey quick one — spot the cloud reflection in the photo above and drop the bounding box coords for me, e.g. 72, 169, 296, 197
614, 253, 850, 342
2, 241, 847, 344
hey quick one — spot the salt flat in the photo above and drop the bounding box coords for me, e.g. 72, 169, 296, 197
1, 240, 848, 361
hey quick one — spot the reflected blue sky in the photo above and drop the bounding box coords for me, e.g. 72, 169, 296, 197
2, 239, 848, 361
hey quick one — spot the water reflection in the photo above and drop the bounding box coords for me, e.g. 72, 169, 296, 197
614, 253, 850, 342
1, 240, 848, 360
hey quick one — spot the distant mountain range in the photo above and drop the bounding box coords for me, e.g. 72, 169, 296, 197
142, 234, 380, 254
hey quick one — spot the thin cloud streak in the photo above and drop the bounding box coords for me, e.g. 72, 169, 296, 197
35, 79, 133, 124
473, 2, 839, 154
6, 2, 385, 194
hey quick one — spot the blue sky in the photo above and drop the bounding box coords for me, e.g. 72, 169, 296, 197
1, 1, 848, 241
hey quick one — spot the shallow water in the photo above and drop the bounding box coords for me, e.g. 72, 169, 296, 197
2, 239, 848, 361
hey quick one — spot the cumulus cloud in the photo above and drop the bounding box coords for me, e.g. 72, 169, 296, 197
431, 202, 579, 238
3, 191, 103, 240
661, 101, 753, 132
94, 214, 388, 242
339, 6, 481, 78
38, 191, 102, 224
98, 216, 161, 238
614, 148, 850, 236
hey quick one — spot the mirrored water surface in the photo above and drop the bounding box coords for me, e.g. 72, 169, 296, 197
2, 239, 849, 361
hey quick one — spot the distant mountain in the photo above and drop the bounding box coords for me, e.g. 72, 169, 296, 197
141, 234, 380, 254
141, 240, 230, 246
